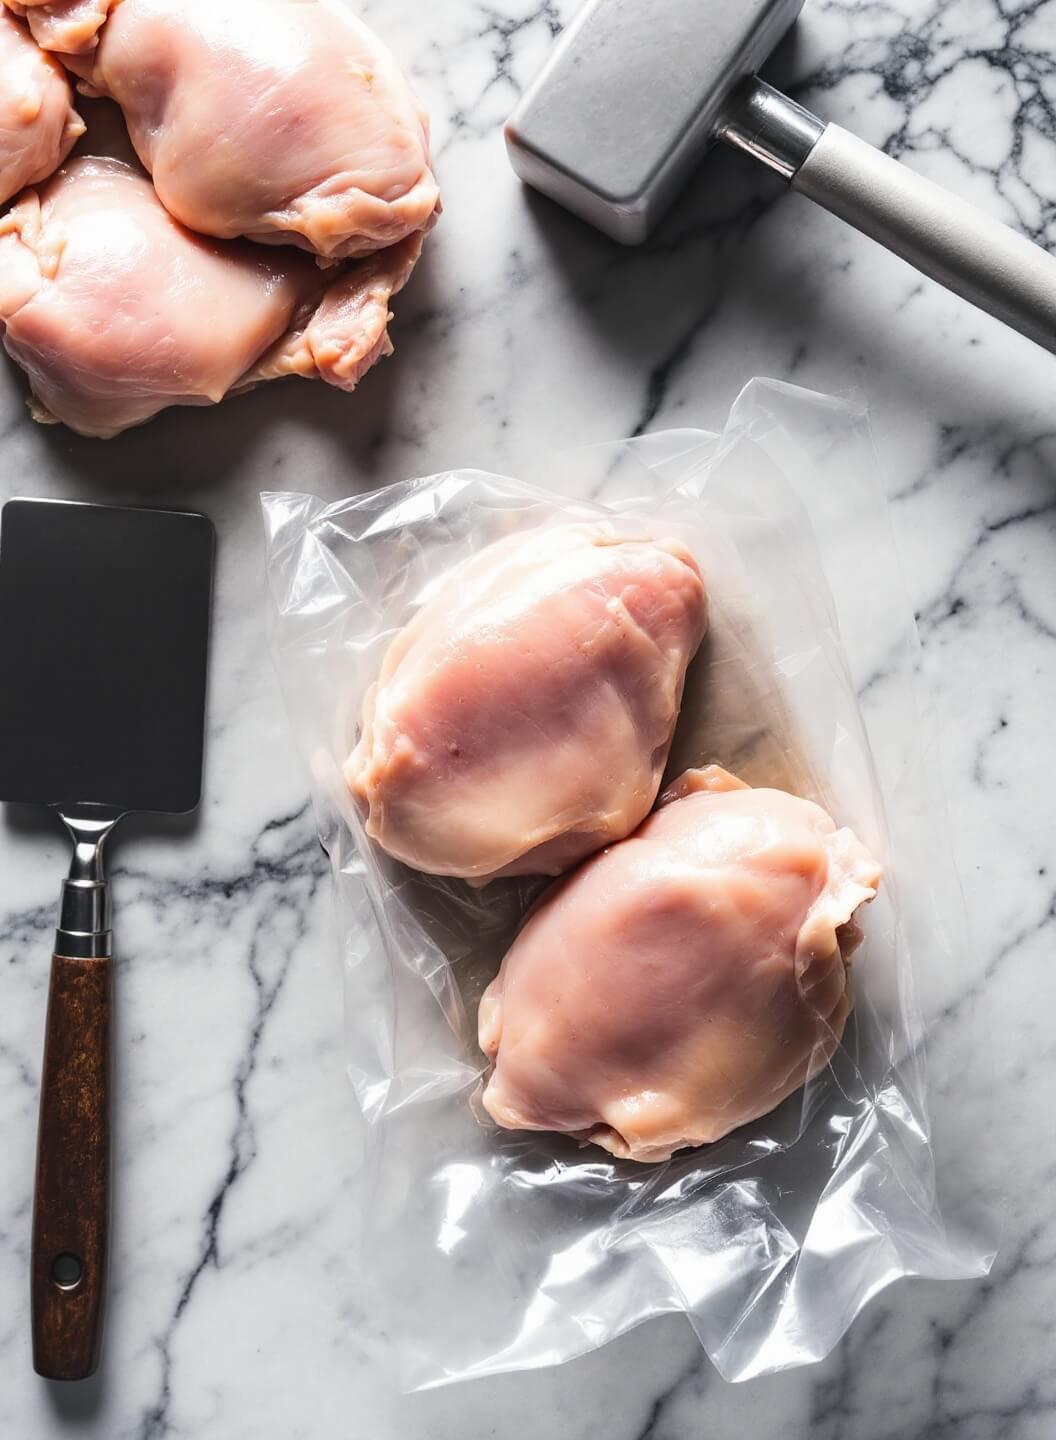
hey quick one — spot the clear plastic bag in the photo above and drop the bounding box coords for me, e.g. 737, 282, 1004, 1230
262, 379, 996, 1390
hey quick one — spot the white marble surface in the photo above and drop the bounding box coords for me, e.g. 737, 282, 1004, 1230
0, 0, 1054, 1435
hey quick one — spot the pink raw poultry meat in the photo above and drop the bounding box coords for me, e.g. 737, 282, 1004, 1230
0, 7, 82, 206
0, 156, 421, 436
346, 524, 708, 883
5, 0, 439, 259
251, 231, 423, 391
3, 0, 110, 54
479, 766, 882, 1163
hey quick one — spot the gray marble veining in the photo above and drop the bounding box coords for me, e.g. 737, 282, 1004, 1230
1, 0, 1054, 1436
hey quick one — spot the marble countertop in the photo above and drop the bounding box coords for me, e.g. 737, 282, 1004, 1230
1, 0, 1054, 1435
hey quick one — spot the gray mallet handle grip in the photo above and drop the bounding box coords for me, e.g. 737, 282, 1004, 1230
793, 123, 1056, 354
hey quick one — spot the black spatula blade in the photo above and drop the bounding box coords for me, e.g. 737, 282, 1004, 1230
0, 499, 214, 815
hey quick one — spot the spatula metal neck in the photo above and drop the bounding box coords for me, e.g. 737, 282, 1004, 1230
54, 808, 120, 959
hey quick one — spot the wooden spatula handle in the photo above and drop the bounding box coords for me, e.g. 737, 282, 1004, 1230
31, 953, 112, 1381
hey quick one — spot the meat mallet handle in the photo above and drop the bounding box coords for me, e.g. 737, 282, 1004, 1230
721, 79, 1056, 354
793, 123, 1056, 353
31, 954, 112, 1381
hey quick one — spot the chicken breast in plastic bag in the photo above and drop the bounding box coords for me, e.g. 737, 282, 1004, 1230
479, 766, 883, 1163
0, 7, 82, 206
5, 0, 439, 260
346, 525, 709, 883
0, 156, 422, 437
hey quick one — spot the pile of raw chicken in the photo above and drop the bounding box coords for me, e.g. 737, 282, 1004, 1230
0, 0, 438, 437
348, 523, 883, 1164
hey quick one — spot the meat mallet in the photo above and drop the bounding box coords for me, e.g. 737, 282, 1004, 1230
505, 0, 1056, 353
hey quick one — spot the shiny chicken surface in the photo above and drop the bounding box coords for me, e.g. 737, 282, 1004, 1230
6, 0, 439, 258
0, 156, 421, 436
0, 6, 82, 206
347, 524, 708, 883
480, 766, 883, 1163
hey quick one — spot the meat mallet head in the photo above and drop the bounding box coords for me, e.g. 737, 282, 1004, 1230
505, 0, 805, 244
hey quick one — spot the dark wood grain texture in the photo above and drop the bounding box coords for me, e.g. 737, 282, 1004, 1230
31, 954, 112, 1381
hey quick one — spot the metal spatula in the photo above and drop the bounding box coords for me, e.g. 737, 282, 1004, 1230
0, 498, 214, 1381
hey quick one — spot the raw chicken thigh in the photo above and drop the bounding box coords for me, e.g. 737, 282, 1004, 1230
252, 230, 423, 392
480, 766, 882, 1162
0, 7, 82, 206
0, 156, 420, 436
6, 0, 439, 259
346, 525, 708, 883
